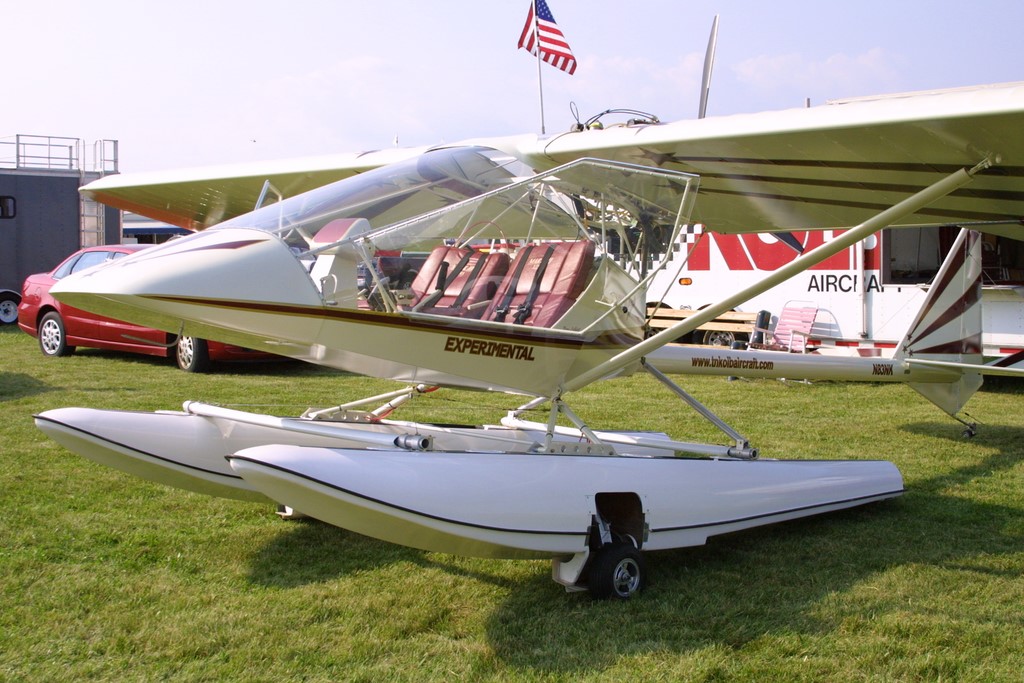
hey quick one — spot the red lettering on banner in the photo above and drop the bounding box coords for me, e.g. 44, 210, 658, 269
743, 232, 806, 270
686, 229, 881, 272
687, 233, 753, 271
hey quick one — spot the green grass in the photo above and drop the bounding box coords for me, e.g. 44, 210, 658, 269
2, 324, 1023, 681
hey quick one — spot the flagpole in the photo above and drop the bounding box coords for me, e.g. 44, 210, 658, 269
532, 0, 546, 134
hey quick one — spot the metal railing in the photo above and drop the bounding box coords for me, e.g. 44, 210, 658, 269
0, 134, 118, 173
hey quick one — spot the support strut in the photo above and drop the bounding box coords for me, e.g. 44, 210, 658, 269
562, 157, 997, 395
643, 359, 757, 458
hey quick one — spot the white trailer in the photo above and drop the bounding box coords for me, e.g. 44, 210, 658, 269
643, 225, 1024, 361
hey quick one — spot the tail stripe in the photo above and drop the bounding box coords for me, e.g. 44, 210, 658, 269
901, 229, 984, 418
992, 348, 1024, 368
911, 231, 970, 326
902, 230, 982, 358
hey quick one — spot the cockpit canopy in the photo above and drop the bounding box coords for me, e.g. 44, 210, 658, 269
219, 146, 698, 263
215, 146, 698, 333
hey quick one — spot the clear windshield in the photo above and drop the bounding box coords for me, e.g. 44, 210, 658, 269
218, 146, 696, 260
214, 146, 698, 333
218, 147, 534, 253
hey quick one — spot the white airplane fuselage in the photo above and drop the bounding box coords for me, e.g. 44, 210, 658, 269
52, 226, 644, 396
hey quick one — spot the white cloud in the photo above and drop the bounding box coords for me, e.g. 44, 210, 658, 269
733, 47, 905, 102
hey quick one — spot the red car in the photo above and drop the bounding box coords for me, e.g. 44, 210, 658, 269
18, 244, 272, 372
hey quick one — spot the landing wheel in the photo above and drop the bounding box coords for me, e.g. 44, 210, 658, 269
957, 417, 978, 439
587, 543, 646, 600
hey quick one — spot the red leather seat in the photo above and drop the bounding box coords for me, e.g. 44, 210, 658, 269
408, 246, 510, 318
482, 241, 595, 327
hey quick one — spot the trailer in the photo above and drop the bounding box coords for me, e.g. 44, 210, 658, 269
0, 135, 120, 323
642, 225, 1024, 362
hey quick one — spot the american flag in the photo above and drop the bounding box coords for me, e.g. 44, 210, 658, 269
518, 0, 577, 75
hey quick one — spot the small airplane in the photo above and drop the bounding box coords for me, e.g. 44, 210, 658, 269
35, 81, 1024, 599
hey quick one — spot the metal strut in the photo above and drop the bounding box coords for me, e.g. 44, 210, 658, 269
524, 157, 996, 460
303, 384, 437, 420
642, 359, 757, 458
504, 394, 752, 459
539, 395, 615, 455
561, 157, 997, 396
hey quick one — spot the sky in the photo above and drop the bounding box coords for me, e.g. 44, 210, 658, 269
6, 0, 1024, 173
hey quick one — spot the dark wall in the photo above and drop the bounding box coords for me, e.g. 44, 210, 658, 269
0, 173, 99, 291
103, 203, 120, 245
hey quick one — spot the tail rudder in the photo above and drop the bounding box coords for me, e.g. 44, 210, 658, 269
894, 228, 983, 417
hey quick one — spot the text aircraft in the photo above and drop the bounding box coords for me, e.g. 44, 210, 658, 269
36, 82, 1024, 599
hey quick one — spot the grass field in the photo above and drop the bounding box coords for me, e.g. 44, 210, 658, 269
2, 323, 1023, 681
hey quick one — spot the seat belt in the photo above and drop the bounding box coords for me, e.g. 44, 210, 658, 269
413, 249, 475, 312
433, 261, 450, 292
492, 245, 535, 323
451, 253, 490, 309
436, 249, 474, 293
513, 245, 554, 325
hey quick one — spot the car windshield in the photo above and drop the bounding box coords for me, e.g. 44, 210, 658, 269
53, 250, 124, 279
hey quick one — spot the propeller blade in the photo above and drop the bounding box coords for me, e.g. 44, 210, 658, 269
698, 15, 719, 119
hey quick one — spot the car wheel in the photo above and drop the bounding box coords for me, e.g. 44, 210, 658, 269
176, 336, 212, 373
701, 330, 734, 346
703, 330, 750, 347
38, 311, 76, 357
0, 292, 19, 324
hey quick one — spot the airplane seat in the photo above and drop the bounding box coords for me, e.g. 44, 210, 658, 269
434, 251, 510, 318
482, 240, 596, 327
407, 245, 472, 304
410, 248, 511, 318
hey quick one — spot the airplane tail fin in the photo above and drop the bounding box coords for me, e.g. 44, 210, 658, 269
894, 228, 984, 418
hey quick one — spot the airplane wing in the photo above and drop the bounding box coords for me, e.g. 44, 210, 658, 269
81, 146, 429, 230
523, 82, 1024, 235
81, 82, 1024, 235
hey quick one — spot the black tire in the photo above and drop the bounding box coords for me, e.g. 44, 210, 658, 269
176, 336, 212, 373
38, 311, 75, 357
0, 292, 19, 324
587, 542, 646, 600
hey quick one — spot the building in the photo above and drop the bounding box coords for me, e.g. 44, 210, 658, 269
0, 134, 121, 323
